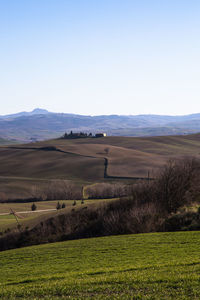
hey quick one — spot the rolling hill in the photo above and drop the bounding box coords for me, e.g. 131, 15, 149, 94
1, 133, 200, 199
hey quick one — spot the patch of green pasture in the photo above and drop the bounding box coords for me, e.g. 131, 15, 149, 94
0, 199, 111, 233
0, 198, 110, 214
0, 231, 200, 299
0, 215, 16, 231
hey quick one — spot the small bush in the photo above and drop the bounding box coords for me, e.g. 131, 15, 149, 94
163, 211, 200, 232
56, 202, 61, 210
31, 203, 37, 211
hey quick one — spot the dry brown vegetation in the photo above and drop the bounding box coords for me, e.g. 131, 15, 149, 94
128, 157, 200, 213
31, 180, 82, 201
85, 183, 126, 199
1, 157, 200, 251
0, 147, 103, 181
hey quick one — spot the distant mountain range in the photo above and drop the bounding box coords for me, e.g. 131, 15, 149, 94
1, 108, 200, 142
0, 108, 50, 119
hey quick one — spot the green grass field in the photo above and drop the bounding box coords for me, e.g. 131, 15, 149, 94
0, 214, 16, 231
0, 231, 200, 299
0, 198, 115, 233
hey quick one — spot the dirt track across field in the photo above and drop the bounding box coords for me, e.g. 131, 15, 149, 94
0, 208, 57, 216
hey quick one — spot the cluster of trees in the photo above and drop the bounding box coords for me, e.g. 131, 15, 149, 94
62, 131, 92, 139
56, 202, 66, 210
31, 181, 82, 201
127, 157, 200, 214
85, 183, 126, 199
31, 200, 85, 211
31, 202, 66, 211
31, 181, 128, 202
103, 157, 200, 234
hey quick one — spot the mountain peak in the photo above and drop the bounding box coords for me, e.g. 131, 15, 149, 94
31, 108, 49, 114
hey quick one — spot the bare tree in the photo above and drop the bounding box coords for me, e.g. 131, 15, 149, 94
104, 147, 110, 155
128, 157, 200, 214
31, 181, 82, 201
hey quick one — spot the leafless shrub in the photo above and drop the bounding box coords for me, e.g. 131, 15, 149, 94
31, 186, 47, 201
104, 147, 110, 155
126, 202, 161, 233
154, 157, 200, 213
128, 157, 200, 214
102, 200, 160, 235
127, 181, 154, 206
86, 183, 126, 199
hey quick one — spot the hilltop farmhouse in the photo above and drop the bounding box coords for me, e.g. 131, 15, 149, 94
95, 133, 107, 138
61, 131, 107, 139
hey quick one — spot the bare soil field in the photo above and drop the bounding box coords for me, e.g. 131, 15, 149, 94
1, 133, 200, 199
27, 133, 200, 176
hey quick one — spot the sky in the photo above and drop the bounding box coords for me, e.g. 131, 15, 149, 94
0, 0, 200, 116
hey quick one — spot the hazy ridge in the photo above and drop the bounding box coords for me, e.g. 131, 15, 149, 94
1, 108, 200, 142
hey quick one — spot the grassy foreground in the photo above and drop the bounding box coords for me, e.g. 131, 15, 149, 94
0, 232, 200, 299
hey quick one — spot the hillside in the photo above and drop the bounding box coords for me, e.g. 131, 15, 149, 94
0, 231, 200, 299
2, 109, 200, 141
1, 133, 200, 199
22, 133, 200, 176
0, 146, 103, 199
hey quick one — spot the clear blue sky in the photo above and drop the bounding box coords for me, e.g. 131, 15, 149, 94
1, 0, 200, 115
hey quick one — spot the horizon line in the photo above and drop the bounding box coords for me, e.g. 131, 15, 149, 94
1, 108, 200, 118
